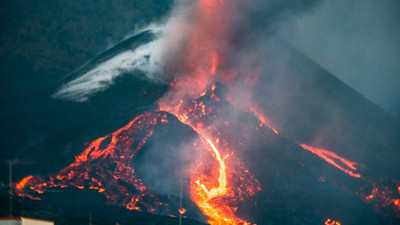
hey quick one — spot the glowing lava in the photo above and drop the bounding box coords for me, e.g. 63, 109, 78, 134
325, 218, 341, 225
16, 175, 33, 191
300, 143, 361, 178
157, 0, 262, 221
179, 208, 187, 215
16, 112, 172, 212
159, 88, 261, 224
248, 104, 279, 134
359, 182, 400, 216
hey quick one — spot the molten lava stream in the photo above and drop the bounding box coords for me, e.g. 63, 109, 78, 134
157, 0, 257, 222
245, 101, 361, 179
300, 144, 361, 178
192, 137, 230, 223
194, 136, 257, 224
248, 104, 279, 134
159, 95, 256, 224
174, 117, 253, 225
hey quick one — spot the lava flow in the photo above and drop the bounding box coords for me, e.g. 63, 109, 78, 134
16, 112, 172, 212
159, 89, 261, 224
157, 0, 262, 222
16, 82, 261, 223
299, 144, 361, 178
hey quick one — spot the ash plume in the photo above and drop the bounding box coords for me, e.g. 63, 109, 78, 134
53, 0, 322, 102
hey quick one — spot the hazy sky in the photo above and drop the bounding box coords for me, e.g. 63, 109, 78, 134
279, 0, 400, 119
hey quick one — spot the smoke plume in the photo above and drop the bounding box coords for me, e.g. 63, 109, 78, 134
53, 0, 322, 102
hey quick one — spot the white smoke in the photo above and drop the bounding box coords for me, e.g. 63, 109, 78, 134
52, 25, 165, 102
52, 0, 195, 102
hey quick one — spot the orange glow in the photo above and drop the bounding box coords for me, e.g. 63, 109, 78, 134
365, 187, 378, 200
160, 0, 230, 101
300, 144, 361, 178
361, 184, 400, 215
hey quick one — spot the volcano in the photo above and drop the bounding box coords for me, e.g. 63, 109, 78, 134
1, 31, 397, 224
1, 1, 400, 225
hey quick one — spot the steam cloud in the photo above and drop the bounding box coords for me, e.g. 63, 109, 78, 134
52, 0, 321, 102
52, 26, 164, 102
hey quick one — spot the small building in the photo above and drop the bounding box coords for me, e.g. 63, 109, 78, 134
0, 217, 54, 225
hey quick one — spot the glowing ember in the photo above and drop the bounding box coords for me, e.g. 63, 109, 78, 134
179, 208, 187, 215
365, 187, 378, 201
325, 218, 341, 225
359, 182, 400, 216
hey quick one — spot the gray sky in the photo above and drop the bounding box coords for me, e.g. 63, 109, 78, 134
279, 0, 400, 119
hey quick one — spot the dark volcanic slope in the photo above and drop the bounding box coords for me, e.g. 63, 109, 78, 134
0, 27, 168, 180
60, 30, 155, 84
256, 38, 400, 179
0, 74, 168, 181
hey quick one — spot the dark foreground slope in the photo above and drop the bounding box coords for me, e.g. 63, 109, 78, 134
0, 190, 206, 225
